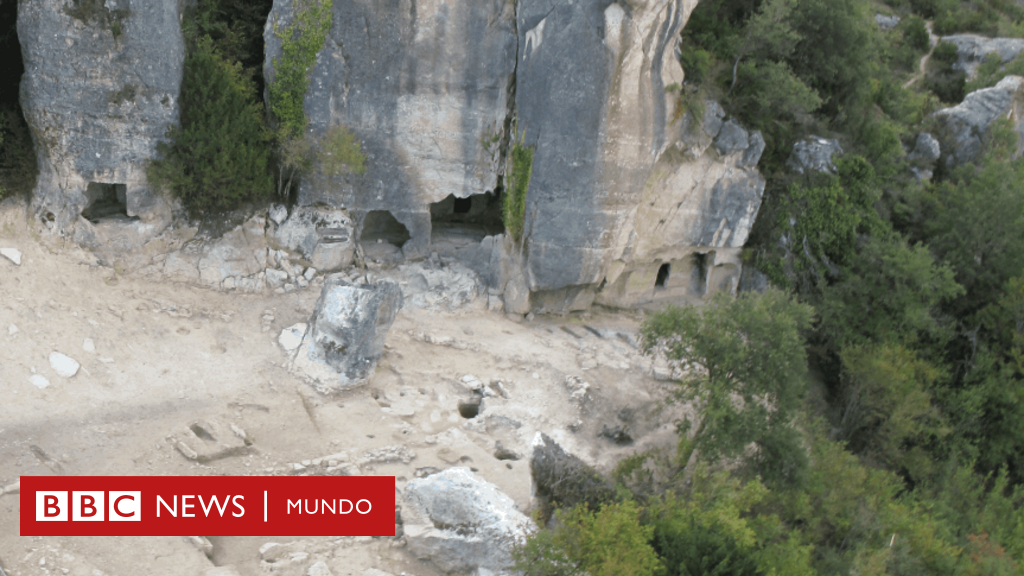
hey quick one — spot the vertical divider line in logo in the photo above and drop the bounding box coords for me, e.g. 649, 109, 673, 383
263, 491, 267, 522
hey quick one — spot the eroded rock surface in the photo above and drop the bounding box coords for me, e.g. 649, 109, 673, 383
934, 75, 1024, 167
19, 0, 183, 232
291, 276, 403, 391
403, 467, 534, 574
942, 35, 1024, 79
265, 0, 517, 257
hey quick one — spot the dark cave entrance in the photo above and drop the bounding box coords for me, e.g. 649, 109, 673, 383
0, 0, 38, 198
361, 210, 411, 248
655, 263, 670, 288
82, 182, 130, 222
429, 192, 504, 250
690, 252, 709, 296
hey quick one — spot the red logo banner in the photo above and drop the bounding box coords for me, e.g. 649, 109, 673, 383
20, 476, 395, 536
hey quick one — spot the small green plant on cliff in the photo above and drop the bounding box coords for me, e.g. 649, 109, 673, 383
148, 36, 273, 213
276, 124, 366, 197
504, 132, 533, 244
63, 0, 130, 39
268, 0, 333, 139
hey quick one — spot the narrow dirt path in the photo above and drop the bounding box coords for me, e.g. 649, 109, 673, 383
904, 21, 938, 89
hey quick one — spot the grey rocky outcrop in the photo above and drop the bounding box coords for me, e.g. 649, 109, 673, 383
19, 0, 183, 233
291, 276, 403, 391
787, 137, 844, 174
942, 35, 1024, 79
403, 467, 534, 574
876, 14, 901, 30
908, 132, 942, 181
272, 206, 355, 272
265, 0, 517, 258
933, 75, 1024, 167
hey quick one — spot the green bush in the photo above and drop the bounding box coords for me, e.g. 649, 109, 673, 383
513, 500, 662, 576
504, 139, 533, 244
905, 16, 930, 53
268, 0, 333, 138
148, 36, 273, 213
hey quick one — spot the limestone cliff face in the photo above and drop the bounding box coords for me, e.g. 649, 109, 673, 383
268, 0, 768, 309
513, 0, 697, 296
265, 0, 517, 258
19, 0, 183, 232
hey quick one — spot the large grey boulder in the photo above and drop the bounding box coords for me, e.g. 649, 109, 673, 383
19, 0, 183, 232
942, 35, 1024, 79
787, 137, 844, 174
265, 0, 517, 256
291, 277, 403, 391
403, 467, 534, 574
933, 75, 1024, 167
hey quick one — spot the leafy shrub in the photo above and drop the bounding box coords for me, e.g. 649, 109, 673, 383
268, 0, 333, 138
905, 16, 930, 53
513, 500, 661, 576
530, 433, 615, 523
148, 36, 273, 213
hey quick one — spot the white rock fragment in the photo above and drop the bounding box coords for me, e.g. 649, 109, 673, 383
0, 247, 22, 265
7, 324, 17, 336
308, 562, 334, 576
99, 357, 114, 363
278, 323, 307, 352
28, 375, 50, 389
49, 352, 80, 378
82, 338, 95, 353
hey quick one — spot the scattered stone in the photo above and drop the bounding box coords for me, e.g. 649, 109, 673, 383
291, 277, 403, 392
278, 323, 307, 353
7, 324, 17, 336
307, 561, 333, 576
171, 419, 253, 463
266, 268, 288, 290
269, 204, 288, 226
99, 357, 114, 363
29, 375, 51, 389
461, 374, 484, 391
0, 247, 22, 265
82, 338, 95, 353
304, 267, 317, 281
563, 376, 591, 404
600, 424, 633, 445
49, 352, 80, 378
493, 441, 519, 461
403, 467, 535, 574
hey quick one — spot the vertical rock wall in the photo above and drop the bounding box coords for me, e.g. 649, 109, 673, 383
514, 0, 697, 295
19, 0, 184, 232
266, 0, 518, 257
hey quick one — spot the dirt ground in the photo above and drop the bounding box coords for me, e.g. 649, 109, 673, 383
0, 216, 684, 576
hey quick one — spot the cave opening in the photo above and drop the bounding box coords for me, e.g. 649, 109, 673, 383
655, 263, 670, 288
360, 210, 411, 248
0, 0, 38, 199
690, 252, 709, 296
429, 192, 504, 252
81, 182, 130, 222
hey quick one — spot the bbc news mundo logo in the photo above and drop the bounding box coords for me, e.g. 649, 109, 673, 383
21, 476, 394, 536
36, 491, 141, 521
